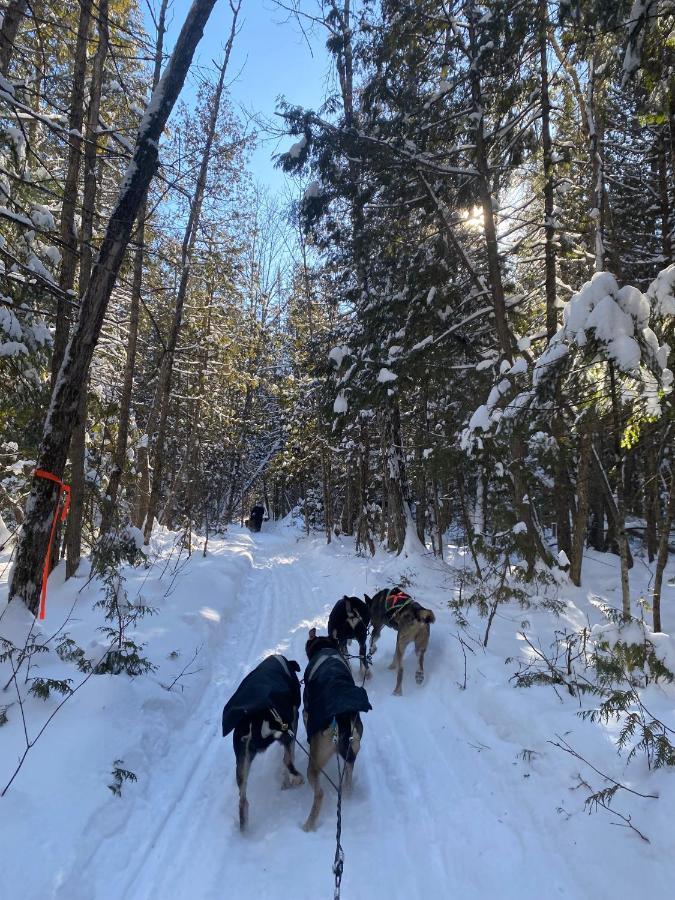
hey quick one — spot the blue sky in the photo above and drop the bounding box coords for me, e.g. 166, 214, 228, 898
157, 0, 332, 192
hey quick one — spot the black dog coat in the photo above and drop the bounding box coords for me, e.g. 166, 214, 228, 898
303, 648, 372, 740
222, 654, 301, 736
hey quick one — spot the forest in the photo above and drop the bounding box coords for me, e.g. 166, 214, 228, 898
0, 0, 674, 898
0, 0, 673, 622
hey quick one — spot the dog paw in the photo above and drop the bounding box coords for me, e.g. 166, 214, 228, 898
393, 687, 402, 696
283, 773, 304, 789
387, 661, 397, 670
302, 821, 316, 833
415, 671, 424, 685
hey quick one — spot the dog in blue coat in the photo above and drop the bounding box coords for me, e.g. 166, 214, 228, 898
301, 630, 372, 831
222, 654, 304, 830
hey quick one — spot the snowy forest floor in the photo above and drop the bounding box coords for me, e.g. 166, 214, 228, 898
1, 522, 675, 900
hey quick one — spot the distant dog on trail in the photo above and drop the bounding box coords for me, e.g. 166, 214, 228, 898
301, 630, 372, 831
365, 587, 436, 695
327, 595, 371, 680
222, 654, 304, 831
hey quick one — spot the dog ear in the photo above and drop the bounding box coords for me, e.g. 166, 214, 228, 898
364, 594, 371, 604
308, 627, 316, 640
289, 660, 301, 672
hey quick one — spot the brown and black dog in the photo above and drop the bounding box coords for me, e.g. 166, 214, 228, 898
327, 595, 371, 681
222, 654, 304, 831
365, 587, 435, 695
301, 630, 371, 831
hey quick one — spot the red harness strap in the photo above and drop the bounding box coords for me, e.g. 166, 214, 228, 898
385, 590, 411, 615
34, 469, 71, 621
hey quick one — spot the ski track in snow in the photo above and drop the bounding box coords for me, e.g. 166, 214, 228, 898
4, 525, 674, 899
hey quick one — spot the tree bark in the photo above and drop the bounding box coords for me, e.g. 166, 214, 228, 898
653, 464, 675, 633
608, 363, 631, 618
569, 426, 592, 586
644, 430, 659, 563
52, 0, 92, 386
657, 128, 672, 264
9, 0, 222, 613
65, 0, 109, 579
0, 0, 27, 75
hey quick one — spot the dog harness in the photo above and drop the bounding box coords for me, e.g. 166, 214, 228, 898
384, 589, 412, 619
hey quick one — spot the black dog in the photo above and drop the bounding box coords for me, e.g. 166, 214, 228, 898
222, 654, 304, 830
327, 595, 371, 680
301, 630, 372, 831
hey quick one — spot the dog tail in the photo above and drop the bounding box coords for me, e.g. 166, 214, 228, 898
416, 607, 436, 624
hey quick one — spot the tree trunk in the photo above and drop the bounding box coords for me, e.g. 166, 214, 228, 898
468, 18, 511, 359
657, 128, 672, 264
608, 364, 631, 618
570, 426, 592, 586
322, 449, 332, 544
653, 464, 675, 633
0, 0, 27, 74
644, 430, 659, 562
380, 406, 406, 554
9, 0, 222, 613
100, 0, 168, 537
52, 0, 92, 386
355, 423, 374, 555
64, 0, 109, 579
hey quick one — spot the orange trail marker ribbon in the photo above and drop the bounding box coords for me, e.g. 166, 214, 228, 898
33, 469, 71, 621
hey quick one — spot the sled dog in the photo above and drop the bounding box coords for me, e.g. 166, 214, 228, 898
221, 654, 304, 830
365, 587, 435, 695
327, 595, 371, 680
301, 630, 371, 831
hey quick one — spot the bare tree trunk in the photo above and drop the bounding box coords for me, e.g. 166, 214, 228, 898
540, 16, 572, 559
458, 471, 482, 578
608, 364, 631, 618
657, 128, 672, 264
381, 406, 406, 554
355, 423, 374, 554
468, 7, 511, 360
144, 9, 240, 545
100, 0, 168, 536
52, 0, 92, 386
9, 0, 222, 613
0, 0, 27, 74
653, 464, 675, 633
644, 429, 659, 562
569, 426, 592, 586
322, 449, 332, 544
65, 0, 109, 578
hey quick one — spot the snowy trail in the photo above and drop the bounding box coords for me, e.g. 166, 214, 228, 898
21, 525, 672, 900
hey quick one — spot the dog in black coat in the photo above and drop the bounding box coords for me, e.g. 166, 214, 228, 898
365, 587, 436, 696
327, 595, 371, 680
301, 630, 372, 831
222, 654, 304, 830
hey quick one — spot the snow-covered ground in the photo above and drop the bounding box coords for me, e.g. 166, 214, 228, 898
1, 523, 674, 900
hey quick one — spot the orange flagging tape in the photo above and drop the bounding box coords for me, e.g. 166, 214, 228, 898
33, 469, 71, 621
